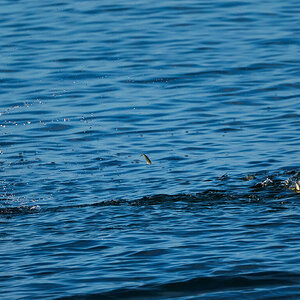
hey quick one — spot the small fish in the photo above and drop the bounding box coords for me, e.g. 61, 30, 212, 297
30, 205, 41, 211
296, 181, 300, 192
242, 174, 256, 181
142, 153, 152, 165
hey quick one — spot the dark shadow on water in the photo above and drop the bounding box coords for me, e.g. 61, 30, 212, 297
56, 271, 300, 299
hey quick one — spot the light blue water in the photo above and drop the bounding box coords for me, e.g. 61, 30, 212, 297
0, 0, 300, 299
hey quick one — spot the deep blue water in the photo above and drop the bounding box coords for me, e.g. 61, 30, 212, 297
1, 0, 300, 299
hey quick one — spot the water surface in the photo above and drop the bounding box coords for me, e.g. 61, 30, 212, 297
0, 0, 300, 299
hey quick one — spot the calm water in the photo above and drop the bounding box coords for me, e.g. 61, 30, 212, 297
1, 0, 300, 299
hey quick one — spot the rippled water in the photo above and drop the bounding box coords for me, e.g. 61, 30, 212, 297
1, 0, 300, 299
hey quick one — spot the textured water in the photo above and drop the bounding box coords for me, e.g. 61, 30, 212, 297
1, 0, 300, 299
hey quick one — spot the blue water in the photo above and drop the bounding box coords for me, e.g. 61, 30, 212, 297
1, 0, 300, 299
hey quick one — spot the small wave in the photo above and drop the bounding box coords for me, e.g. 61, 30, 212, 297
0, 204, 41, 215
1, 169, 299, 216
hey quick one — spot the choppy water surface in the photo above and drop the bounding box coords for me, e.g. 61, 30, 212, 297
1, 0, 300, 299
